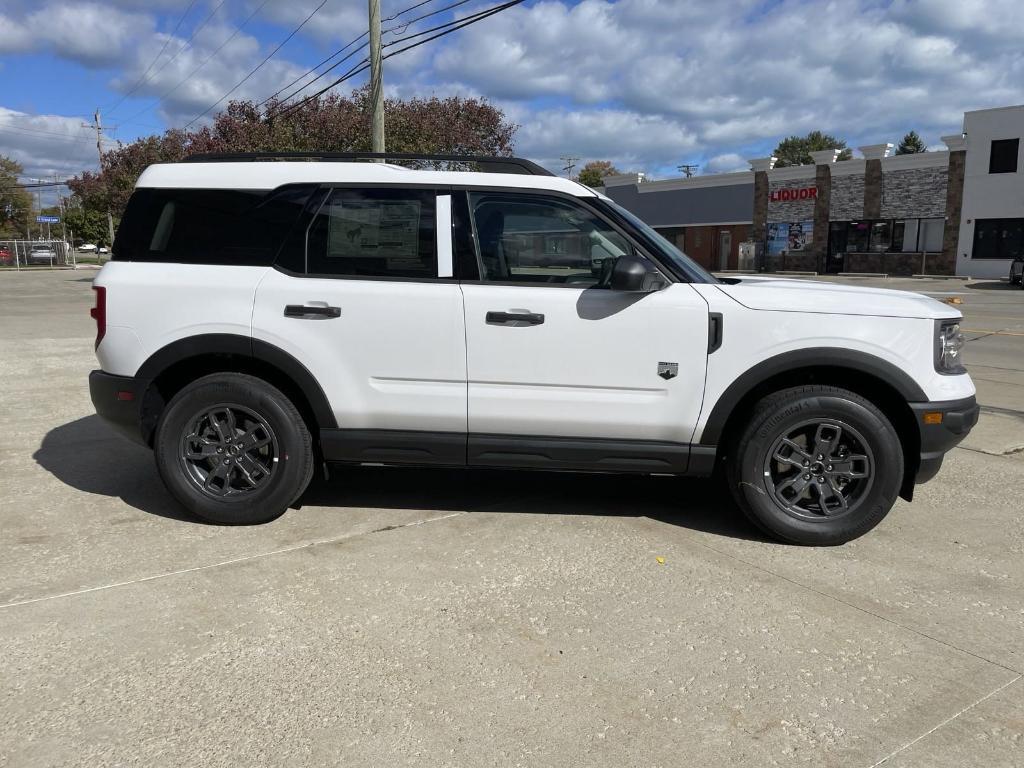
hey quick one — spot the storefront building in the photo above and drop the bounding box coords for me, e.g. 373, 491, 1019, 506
602, 104, 1024, 278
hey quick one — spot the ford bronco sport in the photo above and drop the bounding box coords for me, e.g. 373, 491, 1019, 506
89, 152, 978, 545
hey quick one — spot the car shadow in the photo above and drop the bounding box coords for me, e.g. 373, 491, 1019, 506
35, 415, 766, 541
965, 280, 1017, 291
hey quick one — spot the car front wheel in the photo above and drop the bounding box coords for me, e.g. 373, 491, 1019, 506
154, 373, 314, 524
727, 385, 904, 545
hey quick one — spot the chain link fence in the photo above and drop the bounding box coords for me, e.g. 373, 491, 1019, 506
0, 240, 107, 270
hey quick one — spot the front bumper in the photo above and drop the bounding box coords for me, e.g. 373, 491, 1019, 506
89, 370, 152, 447
910, 395, 980, 484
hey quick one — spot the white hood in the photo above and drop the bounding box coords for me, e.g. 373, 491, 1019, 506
714, 277, 961, 320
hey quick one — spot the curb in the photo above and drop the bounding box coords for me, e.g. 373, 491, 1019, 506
910, 274, 971, 280
838, 272, 888, 278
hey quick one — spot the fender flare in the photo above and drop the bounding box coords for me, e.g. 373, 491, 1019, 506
699, 347, 928, 445
136, 333, 337, 429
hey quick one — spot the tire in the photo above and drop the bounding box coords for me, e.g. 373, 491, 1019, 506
727, 385, 903, 545
154, 373, 314, 524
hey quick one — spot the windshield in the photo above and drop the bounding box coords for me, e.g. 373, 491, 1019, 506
598, 199, 719, 284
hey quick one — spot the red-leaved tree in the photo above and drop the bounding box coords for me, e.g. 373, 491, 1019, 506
68, 87, 518, 221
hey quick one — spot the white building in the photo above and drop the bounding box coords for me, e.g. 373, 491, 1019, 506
955, 105, 1024, 279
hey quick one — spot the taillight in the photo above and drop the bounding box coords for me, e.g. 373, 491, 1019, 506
91, 285, 106, 349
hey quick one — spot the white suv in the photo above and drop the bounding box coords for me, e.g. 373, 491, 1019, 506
89, 152, 978, 545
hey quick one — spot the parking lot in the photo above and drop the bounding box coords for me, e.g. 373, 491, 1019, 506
1, 270, 1021, 767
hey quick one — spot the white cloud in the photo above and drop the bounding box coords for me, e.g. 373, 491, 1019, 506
704, 153, 748, 175
4, 2, 154, 67
4, 0, 1024, 184
0, 108, 116, 204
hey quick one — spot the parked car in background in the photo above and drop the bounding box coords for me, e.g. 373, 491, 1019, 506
28, 244, 56, 265
98, 246, 109, 254
0, 245, 13, 266
78, 243, 98, 253
1010, 256, 1023, 286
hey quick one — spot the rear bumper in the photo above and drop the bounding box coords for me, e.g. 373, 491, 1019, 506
910, 395, 980, 484
89, 370, 151, 447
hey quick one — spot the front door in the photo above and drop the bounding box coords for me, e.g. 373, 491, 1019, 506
459, 191, 710, 461
718, 230, 732, 270
252, 187, 467, 461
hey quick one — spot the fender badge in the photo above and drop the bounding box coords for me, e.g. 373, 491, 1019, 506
658, 362, 678, 380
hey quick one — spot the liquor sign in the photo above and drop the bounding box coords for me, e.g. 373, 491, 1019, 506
769, 187, 817, 202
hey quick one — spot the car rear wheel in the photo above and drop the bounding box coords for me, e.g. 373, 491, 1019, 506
727, 385, 903, 545
154, 373, 314, 524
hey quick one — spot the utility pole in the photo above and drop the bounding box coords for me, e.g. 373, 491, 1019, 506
368, 0, 385, 156
560, 155, 579, 178
677, 163, 699, 178
84, 108, 116, 253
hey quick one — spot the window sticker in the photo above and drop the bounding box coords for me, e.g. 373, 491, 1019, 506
326, 200, 421, 261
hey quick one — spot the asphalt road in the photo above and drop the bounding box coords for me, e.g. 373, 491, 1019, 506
1, 270, 1022, 767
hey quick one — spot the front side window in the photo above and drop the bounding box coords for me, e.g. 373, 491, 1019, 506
468, 192, 633, 286
307, 188, 436, 278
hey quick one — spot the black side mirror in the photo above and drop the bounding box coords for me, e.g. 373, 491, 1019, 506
610, 255, 666, 292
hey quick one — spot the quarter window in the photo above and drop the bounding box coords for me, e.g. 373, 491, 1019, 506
468, 192, 633, 286
306, 188, 436, 278
113, 186, 314, 265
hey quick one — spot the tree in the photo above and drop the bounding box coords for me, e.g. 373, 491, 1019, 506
895, 130, 927, 155
62, 201, 111, 246
0, 156, 33, 240
576, 160, 621, 188
772, 131, 852, 167
66, 87, 518, 222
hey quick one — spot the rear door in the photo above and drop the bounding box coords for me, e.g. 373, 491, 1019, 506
252, 186, 467, 464
458, 191, 710, 465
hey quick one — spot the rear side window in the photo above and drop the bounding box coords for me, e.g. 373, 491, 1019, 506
113, 186, 314, 265
306, 188, 436, 279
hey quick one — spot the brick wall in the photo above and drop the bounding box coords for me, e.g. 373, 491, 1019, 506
767, 179, 816, 221
940, 150, 966, 274
881, 167, 948, 219
830, 174, 865, 219
864, 159, 883, 218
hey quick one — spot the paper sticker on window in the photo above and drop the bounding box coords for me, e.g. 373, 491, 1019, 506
327, 200, 420, 259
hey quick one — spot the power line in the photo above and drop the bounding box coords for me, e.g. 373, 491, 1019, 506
273, 0, 523, 122
260, 0, 474, 115
118, 0, 274, 126
107, 0, 230, 118
256, 33, 367, 110
0, 123, 117, 145
182, 0, 329, 129
106, 0, 200, 115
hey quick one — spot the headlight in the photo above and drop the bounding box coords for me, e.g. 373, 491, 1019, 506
934, 320, 966, 374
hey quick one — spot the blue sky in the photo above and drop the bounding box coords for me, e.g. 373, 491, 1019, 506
2, 0, 1024, 193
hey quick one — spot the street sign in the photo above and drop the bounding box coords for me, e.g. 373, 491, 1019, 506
36, 215, 60, 224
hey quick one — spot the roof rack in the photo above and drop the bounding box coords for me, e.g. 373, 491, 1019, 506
181, 151, 555, 177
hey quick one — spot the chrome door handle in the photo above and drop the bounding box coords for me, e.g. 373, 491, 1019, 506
284, 304, 341, 319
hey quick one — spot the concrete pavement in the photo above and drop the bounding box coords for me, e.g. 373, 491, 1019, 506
1, 270, 1021, 767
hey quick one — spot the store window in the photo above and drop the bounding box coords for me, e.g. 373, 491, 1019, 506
830, 218, 943, 253
919, 218, 945, 252
972, 218, 1024, 259
869, 221, 892, 252
846, 221, 870, 252
989, 139, 1019, 174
